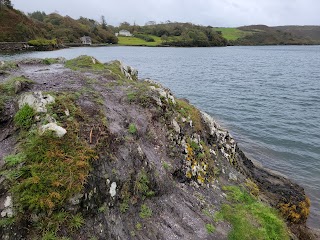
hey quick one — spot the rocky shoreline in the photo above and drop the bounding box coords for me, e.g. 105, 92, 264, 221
0, 57, 318, 239
0, 42, 67, 52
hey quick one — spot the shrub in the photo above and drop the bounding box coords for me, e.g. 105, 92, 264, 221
134, 34, 155, 42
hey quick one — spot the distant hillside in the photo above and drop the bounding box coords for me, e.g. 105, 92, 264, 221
0, 7, 44, 41
0, 7, 118, 44
29, 12, 118, 44
231, 25, 319, 45
1, 4, 319, 47
116, 22, 228, 47
274, 25, 320, 41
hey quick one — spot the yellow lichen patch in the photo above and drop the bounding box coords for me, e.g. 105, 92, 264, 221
244, 179, 259, 197
185, 143, 208, 185
278, 197, 310, 223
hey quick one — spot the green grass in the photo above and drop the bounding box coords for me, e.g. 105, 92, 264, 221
216, 186, 290, 240
117, 35, 162, 46
14, 104, 35, 130
65, 55, 106, 71
128, 123, 137, 134
28, 38, 57, 46
4, 153, 26, 167
213, 28, 254, 41
205, 223, 216, 234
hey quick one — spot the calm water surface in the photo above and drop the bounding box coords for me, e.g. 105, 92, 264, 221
1, 46, 319, 227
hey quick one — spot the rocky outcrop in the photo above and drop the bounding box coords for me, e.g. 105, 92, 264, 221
0, 57, 317, 240
0, 42, 29, 51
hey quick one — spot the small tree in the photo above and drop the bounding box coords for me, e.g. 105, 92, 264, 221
161, 34, 168, 44
0, 0, 13, 9
101, 15, 107, 30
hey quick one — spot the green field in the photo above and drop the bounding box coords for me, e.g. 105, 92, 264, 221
117, 35, 162, 46
213, 28, 253, 41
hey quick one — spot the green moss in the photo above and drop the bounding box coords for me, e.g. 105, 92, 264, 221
14, 104, 35, 130
216, 186, 289, 240
139, 204, 152, 219
65, 56, 106, 71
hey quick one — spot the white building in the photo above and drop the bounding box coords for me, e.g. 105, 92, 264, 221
116, 30, 132, 37
80, 36, 92, 45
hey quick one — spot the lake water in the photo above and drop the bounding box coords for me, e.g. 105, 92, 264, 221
1, 46, 319, 227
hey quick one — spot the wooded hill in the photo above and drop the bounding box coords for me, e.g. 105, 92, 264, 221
0, 7, 118, 44
232, 25, 320, 45
1, 3, 320, 47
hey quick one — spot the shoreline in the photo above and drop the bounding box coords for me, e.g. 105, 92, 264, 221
2, 42, 320, 53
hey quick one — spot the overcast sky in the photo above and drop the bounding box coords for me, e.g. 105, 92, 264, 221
12, 0, 320, 27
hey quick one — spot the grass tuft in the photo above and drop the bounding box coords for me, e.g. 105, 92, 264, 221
176, 99, 203, 132
205, 223, 216, 234
4, 93, 97, 237
128, 123, 137, 134
65, 56, 106, 71
14, 104, 35, 130
134, 170, 155, 199
216, 186, 290, 240
139, 204, 152, 219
